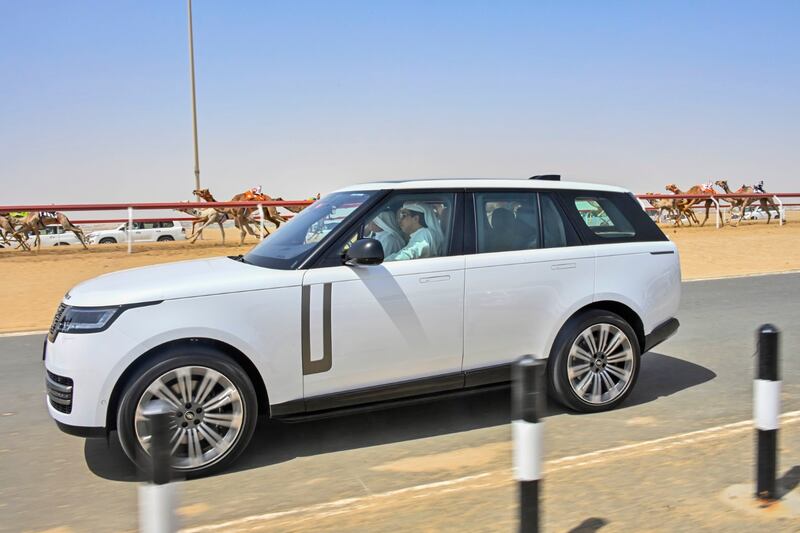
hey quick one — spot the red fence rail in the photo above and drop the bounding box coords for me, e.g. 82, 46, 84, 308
0, 200, 312, 212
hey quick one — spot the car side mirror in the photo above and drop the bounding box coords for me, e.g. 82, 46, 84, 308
345, 238, 384, 266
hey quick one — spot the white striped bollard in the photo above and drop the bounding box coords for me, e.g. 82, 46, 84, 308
139, 400, 179, 533
513, 355, 546, 533
754, 324, 780, 501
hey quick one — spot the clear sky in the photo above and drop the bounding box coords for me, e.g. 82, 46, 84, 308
1, 0, 798, 205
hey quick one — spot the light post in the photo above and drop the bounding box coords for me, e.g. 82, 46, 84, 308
188, 0, 201, 192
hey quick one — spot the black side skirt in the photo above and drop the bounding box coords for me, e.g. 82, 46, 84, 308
272, 363, 514, 421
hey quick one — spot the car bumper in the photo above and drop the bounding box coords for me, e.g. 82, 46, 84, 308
43, 325, 139, 430
643, 317, 680, 353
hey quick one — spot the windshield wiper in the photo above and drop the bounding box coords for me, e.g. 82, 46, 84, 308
228, 254, 248, 264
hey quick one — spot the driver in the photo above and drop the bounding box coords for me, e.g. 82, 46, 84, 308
385, 202, 445, 261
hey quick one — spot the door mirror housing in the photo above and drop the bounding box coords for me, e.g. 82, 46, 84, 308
345, 238, 384, 266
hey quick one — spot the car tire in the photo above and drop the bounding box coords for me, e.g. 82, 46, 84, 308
157, 235, 175, 242
99, 238, 117, 244
116, 344, 259, 478
547, 309, 641, 413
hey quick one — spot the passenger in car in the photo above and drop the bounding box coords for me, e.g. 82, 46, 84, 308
385, 203, 445, 261
365, 211, 405, 257
488, 207, 517, 252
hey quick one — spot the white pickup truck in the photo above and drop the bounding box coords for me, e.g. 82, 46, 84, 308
87, 221, 185, 244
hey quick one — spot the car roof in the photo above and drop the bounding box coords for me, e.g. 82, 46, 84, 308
334, 178, 629, 194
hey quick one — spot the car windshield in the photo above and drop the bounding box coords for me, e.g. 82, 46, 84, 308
243, 190, 377, 269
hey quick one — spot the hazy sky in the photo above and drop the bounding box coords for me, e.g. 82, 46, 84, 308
1, 0, 798, 206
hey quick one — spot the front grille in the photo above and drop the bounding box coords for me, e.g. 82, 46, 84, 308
46, 370, 73, 414
48, 303, 66, 342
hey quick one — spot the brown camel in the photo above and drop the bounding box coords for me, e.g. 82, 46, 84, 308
643, 193, 680, 225
715, 180, 780, 226
666, 183, 721, 227
230, 190, 288, 230
664, 184, 701, 226
13, 211, 88, 250
193, 188, 276, 244
0, 214, 32, 250
273, 195, 317, 214
175, 206, 229, 244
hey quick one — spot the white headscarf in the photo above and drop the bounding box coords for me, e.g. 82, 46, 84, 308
372, 210, 405, 256
403, 202, 445, 256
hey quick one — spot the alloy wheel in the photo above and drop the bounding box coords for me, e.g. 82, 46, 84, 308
566, 323, 635, 405
134, 366, 245, 470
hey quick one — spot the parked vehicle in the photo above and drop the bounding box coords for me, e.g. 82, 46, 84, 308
741, 205, 781, 221
45, 178, 680, 476
87, 221, 185, 244
26, 224, 84, 247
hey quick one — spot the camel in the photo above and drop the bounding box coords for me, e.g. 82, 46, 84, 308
715, 180, 780, 226
0, 214, 31, 251
228, 190, 288, 230
273, 193, 319, 214
193, 189, 267, 245
664, 184, 700, 226
12, 211, 88, 250
175, 206, 229, 244
643, 193, 680, 225
665, 183, 721, 227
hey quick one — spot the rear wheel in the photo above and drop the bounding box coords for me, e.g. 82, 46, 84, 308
157, 235, 175, 242
99, 237, 117, 244
548, 310, 640, 413
117, 345, 258, 478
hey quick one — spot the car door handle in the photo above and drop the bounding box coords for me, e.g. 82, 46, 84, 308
419, 275, 451, 284
551, 262, 576, 270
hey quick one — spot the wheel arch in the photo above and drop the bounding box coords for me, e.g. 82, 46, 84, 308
554, 300, 646, 356
106, 337, 270, 430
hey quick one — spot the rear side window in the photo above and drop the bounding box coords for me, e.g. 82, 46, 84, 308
574, 196, 636, 238
557, 190, 668, 244
475, 192, 539, 253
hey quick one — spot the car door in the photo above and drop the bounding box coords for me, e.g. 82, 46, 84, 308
137, 222, 156, 241
128, 222, 147, 241
463, 190, 595, 380
41, 226, 55, 246
301, 190, 465, 408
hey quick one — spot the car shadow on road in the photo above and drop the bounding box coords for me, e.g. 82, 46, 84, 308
85, 352, 714, 481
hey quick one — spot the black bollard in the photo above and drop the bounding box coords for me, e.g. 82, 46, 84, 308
513, 355, 546, 533
754, 324, 780, 501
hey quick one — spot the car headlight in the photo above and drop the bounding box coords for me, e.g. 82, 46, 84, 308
56, 305, 122, 334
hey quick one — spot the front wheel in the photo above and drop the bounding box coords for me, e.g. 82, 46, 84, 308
548, 310, 640, 413
117, 345, 258, 477
99, 237, 117, 244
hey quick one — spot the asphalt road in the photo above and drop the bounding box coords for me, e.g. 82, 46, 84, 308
1, 273, 799, 532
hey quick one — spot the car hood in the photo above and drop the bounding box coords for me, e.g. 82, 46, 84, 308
65, 257, 303, 307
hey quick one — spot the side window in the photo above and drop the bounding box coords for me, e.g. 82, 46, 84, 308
329, 192, 456, 264
371, 192, 455, 262
475, 192, 539, 253
540, 193, 580, 248
141, 222, 157, 230
574, 196, 636, 238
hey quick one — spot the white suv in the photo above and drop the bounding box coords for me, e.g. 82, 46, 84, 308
26, 224, 84, 247
87, 221, 185, 244
44, 178, 681, 476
